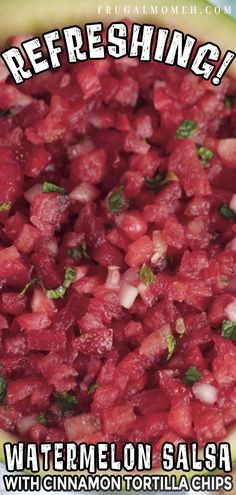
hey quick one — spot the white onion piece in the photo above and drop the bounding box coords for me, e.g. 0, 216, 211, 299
17, 415, 38, 436
230, 194, 236, 214
187, 217, 205, 234
225, 300, 236, 323
67, 140, 95, 160
31, 287, 57, 315
115, 57, 138, 72
45, 163, 55, 173
69, 182, 99, 204
89, 113, 113, 129
151, 230, 167, 264
192, 383, 218, 405
218, 138, 236, 164
24, 183, 42, 204
176, 318, 185, 335
43, 238, 58, 255
226, 237, 236, 252
60, 73, 70, 88
119, 281, 139, 309
138, 282, 148, 294
154, 80, 166, 89
123, 268, 139, 287
105, 266, 121, 289
74, 265, 89, 282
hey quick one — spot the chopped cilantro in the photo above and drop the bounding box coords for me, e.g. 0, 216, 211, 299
219, 276, 229, 285
139, 264, 156, 286
42, 182, 67, 194
144, 171, 178, 190
224, 95, 235, 108
46, 285, 66, 300
166, 334, 177, 361
38, 412, 48, 425
218, 203, 236, 221
176, 119, 198, 139
221, 320, 236, 341
144, 171, 165, 189
55, 392, 78, 411
196, 145, 214, 168
0, 202, 11, 212
108, 186, 126, 213
63, 267, 77, 288
0, 377, 7, 404
46, 267, 76, 299
164, 171, 179, 182
87, 382, 99, 395
19, 279, 37, 297
183, 366, 202, 386
67, 241, 89, 260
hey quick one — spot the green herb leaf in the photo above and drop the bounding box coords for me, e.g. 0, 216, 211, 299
219, 276, 229, 286
176, 119, 198, 139
108, 186, 126, 213
183, 366, 202, 386
87, 382, 99, 395
55, 392, 78, 411
42, 182, 67, 195
144, 171, 165, 190
46, 267, 76, 299
0, 377, 7, 404
38, 412, 48, 425
166, 334, 177, 361
67, 247, 81, 260
224, 95, 234, 108
164, 171, 179, 182
67, 241, 89, 260
218, 203, 236, 221
63, 267, 77, 288
139, 263, 156, 286
144, 171, 178, 190
196, 145, 214, 168
0, 202, 11, 212
19, 279, 37, 297
221, 320, 236, 341
45, 285, 66, 300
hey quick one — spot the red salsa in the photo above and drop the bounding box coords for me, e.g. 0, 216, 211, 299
0, 32, 235, 467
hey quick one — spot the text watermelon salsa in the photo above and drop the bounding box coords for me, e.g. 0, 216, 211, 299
0, 29, 235, 467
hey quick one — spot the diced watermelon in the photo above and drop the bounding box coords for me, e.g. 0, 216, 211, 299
102, 405, 136, 434
64, 413, 101, 441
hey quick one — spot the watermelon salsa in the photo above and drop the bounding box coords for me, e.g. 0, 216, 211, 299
0, 29, 235, 469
